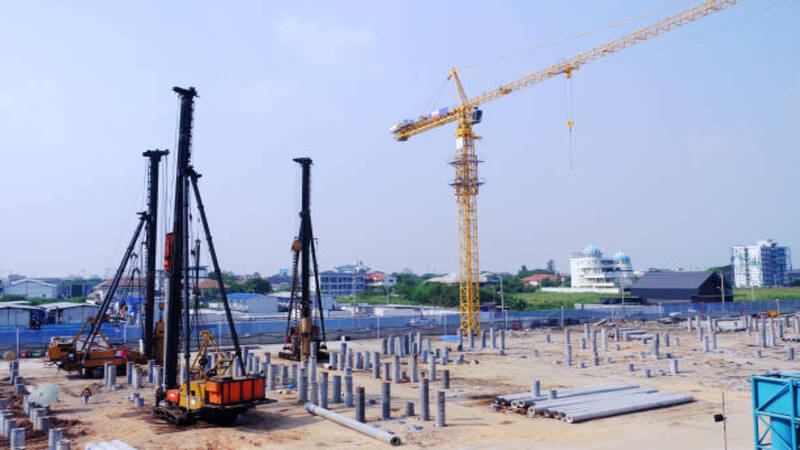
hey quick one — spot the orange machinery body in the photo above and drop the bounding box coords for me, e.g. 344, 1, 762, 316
166, 375, 265, 409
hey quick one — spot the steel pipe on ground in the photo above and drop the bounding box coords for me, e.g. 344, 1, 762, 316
564, 393, 693, 423
305, 403, 401, 446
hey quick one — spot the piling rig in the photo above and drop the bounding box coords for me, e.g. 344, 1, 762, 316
153, 86, 267, 425
279, 157, 329, 362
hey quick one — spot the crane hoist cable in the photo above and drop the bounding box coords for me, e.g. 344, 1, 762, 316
565, 70, 575, 170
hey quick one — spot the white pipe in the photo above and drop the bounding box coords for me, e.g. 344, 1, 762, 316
565, 393, 693, 423
550, 392, 673, 419
530, 388, 658, 414
510, 384, 639, 408
305, 402, 401, 446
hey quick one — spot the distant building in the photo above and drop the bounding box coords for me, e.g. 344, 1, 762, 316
424, 272, 498, 286
267, 273, 292, 291
570, 245, 633, 289
3, 279, 58, 299
227, 293, 279, 315
43, 302, 100, 324
271, 291, 338, 311
0, 303, 43, 327
319, 270, 366, 297
732, 239, 792, 288
364, 271, 397, 288
631, 271, 732, 304
89, 277, 147, 302
521, 274, 564, 287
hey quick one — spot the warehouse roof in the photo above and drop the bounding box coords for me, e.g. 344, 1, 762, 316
42, 302, 99, 310
7, 278, 56, 288
632, 271, 716, 290
0, 303, 42, 310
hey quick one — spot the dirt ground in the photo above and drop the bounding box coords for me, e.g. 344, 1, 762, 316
2, 321, 789, 449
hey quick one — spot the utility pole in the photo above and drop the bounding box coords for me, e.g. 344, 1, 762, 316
499, 274, 506, 331
720, 271, 726, 315
142, 149, 168, 360
164, 86, 197, 390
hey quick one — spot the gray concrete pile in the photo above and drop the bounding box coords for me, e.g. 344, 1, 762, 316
497, 384, 638, 409
521, 384, 692, 424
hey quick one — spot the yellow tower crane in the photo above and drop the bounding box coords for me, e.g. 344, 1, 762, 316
391, 0, 745, 336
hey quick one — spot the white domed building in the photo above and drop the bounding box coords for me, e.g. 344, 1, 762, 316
570, 245, 634, 289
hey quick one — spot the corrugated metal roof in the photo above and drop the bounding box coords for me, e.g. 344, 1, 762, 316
42, 302, 100, 310
632, 271, 715, 290
0, 303, 42, 310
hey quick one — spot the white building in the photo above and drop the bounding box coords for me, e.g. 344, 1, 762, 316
570, 245, 634, 289
227, 293, 279, 315
0, 304, 42, 327
271, 291, 338, 311
3, 279, 58, 299
43, 302, 100, 324
732, 239, 792, 288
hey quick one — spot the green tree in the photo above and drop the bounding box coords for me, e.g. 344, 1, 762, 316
546, 260, 557, 274
242, 277, 272, 294
505, 294, 528, 311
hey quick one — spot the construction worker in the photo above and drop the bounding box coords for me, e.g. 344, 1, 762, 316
81, 386, 92, 404
154, 384, 164, 407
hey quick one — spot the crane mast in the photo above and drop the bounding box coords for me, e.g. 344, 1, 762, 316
391, 0, 745, 336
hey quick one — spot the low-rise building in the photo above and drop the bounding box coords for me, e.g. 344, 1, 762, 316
364, 271, 397, 288
423, 272, 497, 285
43, 302, 100, 324
631, 271, 732, 304
0, 303, 43, 327
319, 270, 366, 298
271, 291, 338, 311
228, 293, 279, 315
521, 274, 564, 287
570, 245, 634, 289
3, 279, 59, 299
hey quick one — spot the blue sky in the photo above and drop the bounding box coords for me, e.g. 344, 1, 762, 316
0, 1, 797, 278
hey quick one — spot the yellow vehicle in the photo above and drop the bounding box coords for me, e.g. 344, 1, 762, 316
47, 317, 156, 377
153, 331, 268, 425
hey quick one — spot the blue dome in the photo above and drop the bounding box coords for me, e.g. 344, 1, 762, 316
583, 245, 602, 256
613, 250, 631, 262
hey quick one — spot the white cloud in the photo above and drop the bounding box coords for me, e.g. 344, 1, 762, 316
273, 15, 378, 66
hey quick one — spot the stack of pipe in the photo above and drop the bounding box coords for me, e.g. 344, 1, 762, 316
494, 384, 634, 407
507, 384, 638, 409
522, 386, 692, 424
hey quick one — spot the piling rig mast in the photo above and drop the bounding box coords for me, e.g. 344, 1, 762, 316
142, 149, 168, 361
279, 157, 329, 362
156, 86, 265, 425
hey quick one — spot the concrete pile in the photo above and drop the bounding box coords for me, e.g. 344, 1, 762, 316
523, 384, 692, 424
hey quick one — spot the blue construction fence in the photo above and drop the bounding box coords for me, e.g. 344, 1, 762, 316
3, 298, 799, 350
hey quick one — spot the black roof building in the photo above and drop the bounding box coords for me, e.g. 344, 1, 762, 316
631, 271, 733, 304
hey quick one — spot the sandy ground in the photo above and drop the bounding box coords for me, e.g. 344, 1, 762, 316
2, 321, 791, 449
